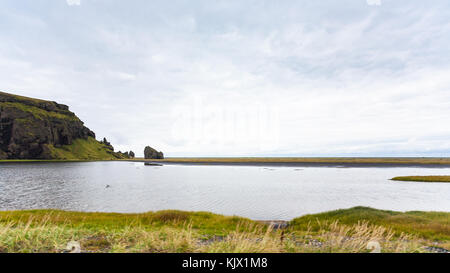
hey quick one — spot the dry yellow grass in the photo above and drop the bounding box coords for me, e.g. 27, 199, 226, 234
392, 176, 450, 183
0, 218, 424, 253
0, 209, 443, 253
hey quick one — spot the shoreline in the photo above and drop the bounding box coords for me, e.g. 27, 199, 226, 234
3, 157, 450, 168
144, 161, 450, 168
130, 157, 450, 168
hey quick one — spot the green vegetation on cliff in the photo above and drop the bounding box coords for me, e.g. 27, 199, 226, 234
45, 136, 127, 160
0, 207, 448, 253
0, 101, 79, 121
0, 91, 47, 104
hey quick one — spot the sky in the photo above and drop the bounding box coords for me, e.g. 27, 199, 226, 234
1, 0, 450, 157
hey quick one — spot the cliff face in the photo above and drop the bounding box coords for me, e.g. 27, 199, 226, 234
0, 91, 119, 160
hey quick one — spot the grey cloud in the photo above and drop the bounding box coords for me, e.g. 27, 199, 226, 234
0, 0, 449, 156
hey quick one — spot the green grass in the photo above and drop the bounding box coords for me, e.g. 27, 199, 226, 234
290, 206, 450, 241
46, 137, 122, 160
129, 157, 450, 165
0, 102, 79, 121
392, 176, 450, 183
0, 91, 48, 104
0, 207, 448, 253
0, 210, 255, 235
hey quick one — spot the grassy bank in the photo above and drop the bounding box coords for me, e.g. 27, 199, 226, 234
392, 176, 450, 183
290, 207, 450, 241
131, 157, 450, 166
0, 207, 448, 253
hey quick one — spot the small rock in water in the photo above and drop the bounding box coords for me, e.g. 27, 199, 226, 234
144, 162, 163, 166
105, 185, 111, 188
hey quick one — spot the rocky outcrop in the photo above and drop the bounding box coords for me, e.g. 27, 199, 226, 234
116, 151, 131, 159
144, 146, 164, 159
0, 91, 95, 159
99, 138, 135, 159
100, 137, 115, 152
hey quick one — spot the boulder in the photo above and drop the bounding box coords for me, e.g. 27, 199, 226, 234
144, 146, 164, 159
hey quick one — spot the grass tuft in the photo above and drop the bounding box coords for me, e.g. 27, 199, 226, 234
290, 206, 450, 241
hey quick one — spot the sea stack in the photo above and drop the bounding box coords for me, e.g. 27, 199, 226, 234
144, 146, 164, 159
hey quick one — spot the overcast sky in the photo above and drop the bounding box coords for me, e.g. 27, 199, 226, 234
1, 0, 450, 157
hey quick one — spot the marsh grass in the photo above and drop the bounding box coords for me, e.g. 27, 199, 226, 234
392, 176, 450, 183
295, 220, 420, 253
290, 207, 450, 241
0, 208, 444, 253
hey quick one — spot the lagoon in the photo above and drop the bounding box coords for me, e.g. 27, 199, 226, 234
1, 161, 449, 220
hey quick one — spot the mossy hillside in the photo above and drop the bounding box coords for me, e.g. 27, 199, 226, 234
0, 91, 48, 104
0, 102, 79, 121
290, 206, 450, 241
0, 91, 98, 159
46, 137, 126, 160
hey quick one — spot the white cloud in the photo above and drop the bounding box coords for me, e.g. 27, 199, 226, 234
367, 0, 381, 6
66, 0, 81, 6
1, 1, 450, 156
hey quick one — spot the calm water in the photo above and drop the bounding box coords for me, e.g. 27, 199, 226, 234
1, 162, 449, 220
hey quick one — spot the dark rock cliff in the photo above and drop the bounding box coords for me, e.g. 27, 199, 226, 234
0, 91, 95, 159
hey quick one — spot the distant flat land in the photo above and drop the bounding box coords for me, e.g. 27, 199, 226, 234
129, 157, 450, 167
392, 176, 450, 183
4, 157, 450, 168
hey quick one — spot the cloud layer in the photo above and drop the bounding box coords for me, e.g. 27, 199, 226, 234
1, 0, 450, 156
